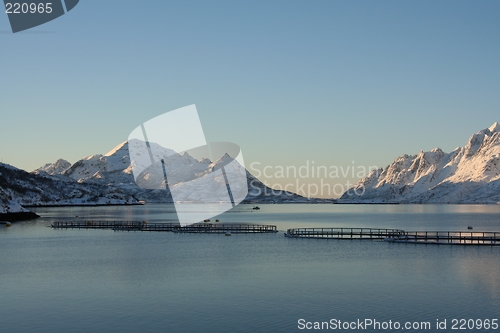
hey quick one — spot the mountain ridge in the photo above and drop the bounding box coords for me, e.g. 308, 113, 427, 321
1, 141, 329, 220
45, 141, 324, 204
339, 123, 500, 204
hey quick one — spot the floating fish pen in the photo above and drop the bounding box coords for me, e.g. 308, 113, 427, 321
285, 227, 500, 246
51, 221, 278, 234
113, 222, 178, 232
51, 221, 148, 229
284, 228, 405, 240
173, 223, 278, 234
385, 231, 500, 246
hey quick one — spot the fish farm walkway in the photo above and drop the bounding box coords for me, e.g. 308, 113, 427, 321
51, 221, 278, 234
385, 231, 500, 245
284, 228, 500, 246
51, 222, 500, 245
284, 227, 404, 240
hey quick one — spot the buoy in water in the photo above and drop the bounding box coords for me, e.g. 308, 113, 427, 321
215, 219, 220, 222
468, 226, 473, 230
5, 222, 11, 227
225, 232, 232, 236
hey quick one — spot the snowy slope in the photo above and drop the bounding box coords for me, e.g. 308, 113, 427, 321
0, 161, 138, 209
339, 123, 500, 203
0, 164, 30, 214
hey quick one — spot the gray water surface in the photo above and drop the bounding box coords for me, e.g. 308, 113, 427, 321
1, 204, 499, 332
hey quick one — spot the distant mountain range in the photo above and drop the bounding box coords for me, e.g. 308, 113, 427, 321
339, 122, 500, 204
3, 122, 500, 220
0, 141, 328, 220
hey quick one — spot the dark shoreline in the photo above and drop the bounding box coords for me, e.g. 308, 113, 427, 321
0, 211, 40, 222
24, 202, 144, 208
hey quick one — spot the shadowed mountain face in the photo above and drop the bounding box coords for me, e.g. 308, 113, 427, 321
2, 161, 137, 207
339, 123, 500, 204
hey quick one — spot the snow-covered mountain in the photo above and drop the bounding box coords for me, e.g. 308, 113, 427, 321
2, 161, 137, 206
0, 160, 138, 221
0, 163, 34, 219
4, 122, 499, 218
339, 122, 500, 204
36, 158, 71, 175
26, 141, 323, 208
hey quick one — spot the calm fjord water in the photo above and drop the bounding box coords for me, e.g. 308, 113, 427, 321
1, 204, 499, 332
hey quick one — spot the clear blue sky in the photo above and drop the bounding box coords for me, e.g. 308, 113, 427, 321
1, 0, 499, 197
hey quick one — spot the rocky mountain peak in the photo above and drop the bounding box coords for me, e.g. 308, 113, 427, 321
34, 158, 72, 175
104, 141, 129, 157
339, 122, 500, 204
488, 122, 500, 133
